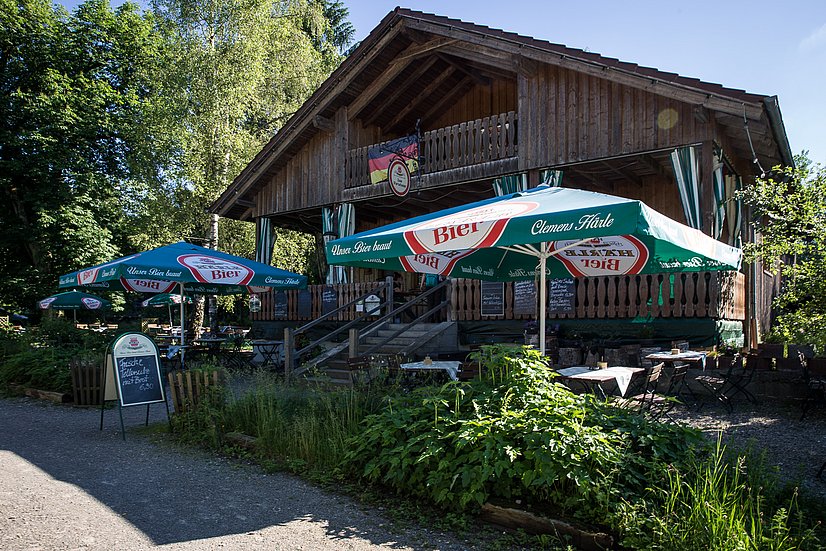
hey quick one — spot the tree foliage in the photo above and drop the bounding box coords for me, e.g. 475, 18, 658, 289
0, 0, 353, 313
0, 0, 165, 310
738, 155, 826, 348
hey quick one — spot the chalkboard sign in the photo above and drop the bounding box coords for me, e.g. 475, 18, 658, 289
111, 332, 165, 407
513, 280, 536, 316
548, 278, 576, 315
273, 291, 288, 319
296, 290, 312, 318
481, 281, 505, 316
321, 285, 337, 315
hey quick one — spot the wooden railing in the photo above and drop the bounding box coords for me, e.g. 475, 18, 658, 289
253, 271, 745, 323
449, 272, 746, 321
253, 281, 386, 322
344, 111, 518, 188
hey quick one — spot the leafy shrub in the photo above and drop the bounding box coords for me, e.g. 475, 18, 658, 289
0, 318, 108, 394
343, 345, 704, 525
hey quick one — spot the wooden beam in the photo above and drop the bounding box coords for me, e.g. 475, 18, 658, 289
360, 56, 441, 127
638, 154, 671, 180
391, 37, 458, 64
599, 161, 641, 186
419, 76, 474, 126
384, 67, 458, 130
514, 53, 540, 77
435, 53, 489, 85
348, 57, 412, 119
312, 115, 335, 133
403, 18, 765, 120
439, 43, 516, 72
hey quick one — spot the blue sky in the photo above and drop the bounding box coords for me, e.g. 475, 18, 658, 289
57, 0, 826, 166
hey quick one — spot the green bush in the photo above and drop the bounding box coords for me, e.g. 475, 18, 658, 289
343, 345, 703, 522
0, 318, 108, 394
342, 345, 823, 549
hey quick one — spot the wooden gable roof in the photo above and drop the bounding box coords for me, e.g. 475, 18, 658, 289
211, 7, 793, 221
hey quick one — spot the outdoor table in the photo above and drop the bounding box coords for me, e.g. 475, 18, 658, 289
251, 340, 283, 367
194, 338, 227, 361
400, 360, 461, 381
645, 351, 707, 370
555, 366, 645, 398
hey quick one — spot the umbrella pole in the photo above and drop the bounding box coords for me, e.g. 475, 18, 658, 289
180, 283, 186, 369
539, 247, 547, 356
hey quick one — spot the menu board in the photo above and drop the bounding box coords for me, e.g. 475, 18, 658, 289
481, 281, 504, 316
513, 280, 536, 316
111, 332, 165, 407
273, 291, 288, 319
296, 290, 312, 318
321, 285, 337, 315
548, 278, 576, 315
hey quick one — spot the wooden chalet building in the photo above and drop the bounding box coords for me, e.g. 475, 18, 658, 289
210, 8, 793, 354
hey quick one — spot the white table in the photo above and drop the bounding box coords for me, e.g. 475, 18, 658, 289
556, 366, 644, 397
401, 361, 461, 381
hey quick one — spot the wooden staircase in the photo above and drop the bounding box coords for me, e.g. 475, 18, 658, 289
304, 321, 458, 386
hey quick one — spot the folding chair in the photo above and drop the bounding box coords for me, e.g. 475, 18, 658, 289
800, 354, 826, 420
695, 354, 756, 412
646, 364, 691, 421
615, 363, 664, 414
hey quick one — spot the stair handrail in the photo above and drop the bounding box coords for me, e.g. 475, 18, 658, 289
285, 277, 392, 372
292, 282, 452, 377
361, 302, 449, 356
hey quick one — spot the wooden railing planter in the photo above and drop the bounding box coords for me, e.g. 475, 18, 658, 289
252, 281, 386, 322
449, 271, 746, 321
344, 111, 518, 188
167, 369, 223, 414
70, 357, 103, 406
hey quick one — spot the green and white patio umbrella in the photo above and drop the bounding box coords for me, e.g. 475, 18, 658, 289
325, 185, 742, 354
59, 241, 307, 360
38, 290, 111, 322
141, 293, 193, 326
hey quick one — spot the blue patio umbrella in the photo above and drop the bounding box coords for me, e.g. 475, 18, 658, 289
59, 241, 307, 361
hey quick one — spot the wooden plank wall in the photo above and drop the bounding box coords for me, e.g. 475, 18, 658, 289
518, 64, 712, 169
429, 79, 517, 130
254, 130, 338, 218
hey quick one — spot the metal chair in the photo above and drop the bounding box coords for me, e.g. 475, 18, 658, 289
695, 354, 756, 412
615, 363, 664, 414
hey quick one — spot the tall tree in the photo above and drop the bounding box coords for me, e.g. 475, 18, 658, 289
0, 0, 164, 310
146, 0, 351, 324
738, 155, 826, 349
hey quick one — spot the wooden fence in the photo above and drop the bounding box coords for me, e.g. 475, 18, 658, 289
449, 271, 745, 321
344, 111, 518, 188
253, 271, 745, 323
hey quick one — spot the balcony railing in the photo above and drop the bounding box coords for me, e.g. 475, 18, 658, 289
344, 111, 518, 188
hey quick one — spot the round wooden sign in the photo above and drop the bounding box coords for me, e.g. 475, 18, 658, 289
387, 157, 411, 197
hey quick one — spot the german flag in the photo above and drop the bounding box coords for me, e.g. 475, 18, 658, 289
368, 135, 419, 184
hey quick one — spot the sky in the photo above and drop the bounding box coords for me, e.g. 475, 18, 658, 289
57, 0, 826, 166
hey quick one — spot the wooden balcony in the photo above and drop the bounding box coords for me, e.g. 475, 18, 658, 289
252, 271, 745, 323
344, 111, 518, 190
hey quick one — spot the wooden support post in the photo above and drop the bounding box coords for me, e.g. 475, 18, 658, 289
283, 327, 294, 375
349, 328, 359, 359
385, 275, 394, 318
701, 141, 715, 236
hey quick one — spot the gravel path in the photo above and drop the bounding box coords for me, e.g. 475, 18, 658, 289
0, 397, 477, 551
671, 398, 826, 503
